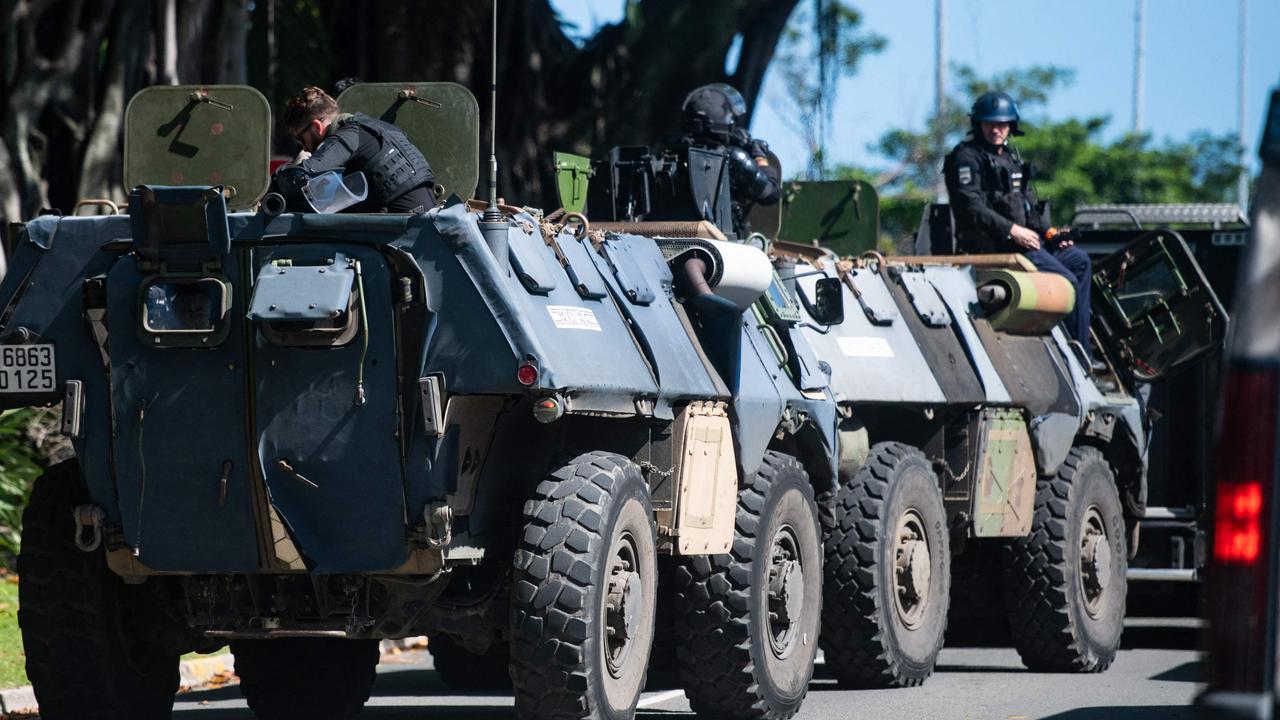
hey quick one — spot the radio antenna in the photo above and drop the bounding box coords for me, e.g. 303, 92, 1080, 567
478, 0, 509, 265
485, 0, 499, 214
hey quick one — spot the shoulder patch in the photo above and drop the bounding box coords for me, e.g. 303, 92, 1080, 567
958, 166, 972, 185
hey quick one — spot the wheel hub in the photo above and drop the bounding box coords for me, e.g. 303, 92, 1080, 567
893, 510, 932, 630
1079, 507, 1111, 617
604, 532, 643, 677
766, 525, 805, 659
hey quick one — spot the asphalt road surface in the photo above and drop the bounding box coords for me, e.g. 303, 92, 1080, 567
169, 620, 1203, 720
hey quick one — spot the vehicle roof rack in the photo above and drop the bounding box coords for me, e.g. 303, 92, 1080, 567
1071, 203, 1248, 229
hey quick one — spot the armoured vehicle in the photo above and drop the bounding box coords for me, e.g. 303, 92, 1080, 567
0, 83, 841, 720
584, 143, 1226, 685
917, 198, 1249, 599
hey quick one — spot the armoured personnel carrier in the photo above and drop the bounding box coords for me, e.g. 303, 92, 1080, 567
0, 84, 841, 720
584, 148, 1225, 685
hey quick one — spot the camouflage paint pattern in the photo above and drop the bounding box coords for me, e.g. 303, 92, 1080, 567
974, 408, 1038, 537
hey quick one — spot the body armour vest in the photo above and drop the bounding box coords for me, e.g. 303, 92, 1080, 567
339, 113, 433, 202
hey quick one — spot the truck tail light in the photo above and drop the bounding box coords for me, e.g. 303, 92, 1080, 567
1206, 365, 1279, 692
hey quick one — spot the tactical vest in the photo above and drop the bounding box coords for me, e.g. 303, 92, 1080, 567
339, 113, 432, 202
972, 143, 1033, 228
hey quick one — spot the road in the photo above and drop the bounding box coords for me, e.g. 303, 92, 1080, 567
169, 620, 1202, 720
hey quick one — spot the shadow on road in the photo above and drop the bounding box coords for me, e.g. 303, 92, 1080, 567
1039, 707, 1196, 720
172, 665, 696, 719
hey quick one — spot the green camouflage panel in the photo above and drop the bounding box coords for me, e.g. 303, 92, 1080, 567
337, 82, 480, 201
124, 85, 272, 211
974, 408, 1037, 537
748, 180, 879, 256
554, 152, 592, 214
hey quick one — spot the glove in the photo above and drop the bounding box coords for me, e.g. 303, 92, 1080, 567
748, 139, 770, 159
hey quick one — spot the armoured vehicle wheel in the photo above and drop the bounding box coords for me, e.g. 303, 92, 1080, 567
673, 451, 821, 720
232, 638, 380, 719
1002, 446, 1126, 672
18, 460, 180, 720
510, 451, 657, 720
819, 442, 950, 688
427, 634, 512, 691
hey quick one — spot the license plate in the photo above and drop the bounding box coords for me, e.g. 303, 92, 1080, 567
0, 344, 56, 393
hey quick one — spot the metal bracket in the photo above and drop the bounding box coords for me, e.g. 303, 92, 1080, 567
418, 375, 445, 438
60, 380, 84, 439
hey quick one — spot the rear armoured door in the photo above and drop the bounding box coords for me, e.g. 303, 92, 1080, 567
1092, 229, 1229, 382
249, 243, 407, 572
106, 256, 260, 572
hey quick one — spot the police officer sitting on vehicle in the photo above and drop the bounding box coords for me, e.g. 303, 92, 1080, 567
681, 83, 781, 235
273, 86, 436, 213
944, 91, 1095, 360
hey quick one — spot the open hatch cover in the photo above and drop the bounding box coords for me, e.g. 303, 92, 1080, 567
1092, 229, 1228, 382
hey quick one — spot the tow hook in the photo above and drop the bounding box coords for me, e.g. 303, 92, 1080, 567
425, 503, 453, 548
73, 505, 105, 553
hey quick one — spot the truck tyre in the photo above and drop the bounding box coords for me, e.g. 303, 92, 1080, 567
428, 634, 512, 691
232, 638, 380, 719
18, 459, 180, 720
819, 442, 950, 688
673, 451, 821, 720
510, 452, 657, 720
1002, 445, 1126, 672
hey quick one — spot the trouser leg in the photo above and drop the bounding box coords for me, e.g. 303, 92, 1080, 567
1022, 247, 1093, 360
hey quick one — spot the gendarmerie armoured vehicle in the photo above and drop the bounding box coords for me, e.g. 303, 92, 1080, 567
0, 83, 843, 720
583, 145, 1225, 686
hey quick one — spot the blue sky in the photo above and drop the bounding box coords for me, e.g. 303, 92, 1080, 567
550, 0, 1280, 178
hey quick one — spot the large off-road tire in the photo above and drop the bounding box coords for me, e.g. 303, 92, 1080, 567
428, 634, 512, 691
673, 451, 822, 720
232, 638, 381, 719
18, 460, 180, 720
820, 442, 950, 688
1002, 445, 1127, 672
510, 452, 657, 720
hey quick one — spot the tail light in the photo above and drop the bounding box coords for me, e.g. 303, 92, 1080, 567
1207, 365, 1279, 692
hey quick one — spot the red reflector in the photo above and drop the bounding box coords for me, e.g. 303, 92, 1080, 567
1210, 368, 1278, 566
516, 363, 538, 386
1206, 365, 1278, 692
1213, 481, 1263, 563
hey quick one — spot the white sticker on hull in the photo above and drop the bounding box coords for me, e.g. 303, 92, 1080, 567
547, 305, 603, 331
837, 336, 895, 358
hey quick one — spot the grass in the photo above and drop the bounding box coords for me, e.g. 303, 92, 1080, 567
0, 571, 26, 689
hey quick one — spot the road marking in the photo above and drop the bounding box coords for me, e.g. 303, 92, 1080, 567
637, 689, 686, 709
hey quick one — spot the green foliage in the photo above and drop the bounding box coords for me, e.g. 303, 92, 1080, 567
0, 408, 58, 567
0, 576, 24, 689
246, 0, 337, 120
774, 1, 885, 179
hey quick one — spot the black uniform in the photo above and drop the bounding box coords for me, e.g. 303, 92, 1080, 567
275, 112, 436, 213
943, 135, 1094, 357
943, 137, 1044, 253
684, 131, 781, 237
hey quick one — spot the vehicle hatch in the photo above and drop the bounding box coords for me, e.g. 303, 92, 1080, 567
1091, 228, 1228, 382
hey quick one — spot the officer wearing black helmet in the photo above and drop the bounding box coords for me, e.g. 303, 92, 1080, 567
272, 85, 436, 213
944, 90, 1095, 358
681, 83, 781, 236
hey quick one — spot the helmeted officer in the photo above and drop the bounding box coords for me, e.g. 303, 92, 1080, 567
273, 85, 436, 213
681, 83, 780, 236
943, 90, 1095, 358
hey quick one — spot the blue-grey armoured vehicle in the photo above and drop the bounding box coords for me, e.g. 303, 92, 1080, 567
0, 84, 840, 720
585, 148, 1225, 688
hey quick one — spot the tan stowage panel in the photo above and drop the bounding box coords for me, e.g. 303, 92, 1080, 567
124, 85, 272, 211
973, 408, 1038, 537
671, 401, 738, 555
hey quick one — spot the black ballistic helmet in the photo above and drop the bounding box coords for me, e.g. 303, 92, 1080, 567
682, 83, 748, 143
970, 91, 1024, 136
